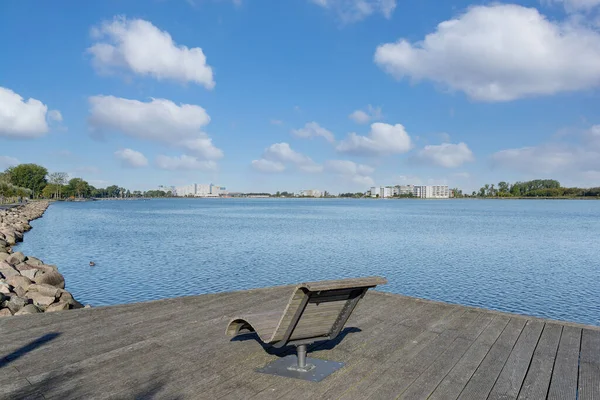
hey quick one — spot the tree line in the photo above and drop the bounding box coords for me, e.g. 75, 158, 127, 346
473, 179, 600, 198
0, 163, 174, 204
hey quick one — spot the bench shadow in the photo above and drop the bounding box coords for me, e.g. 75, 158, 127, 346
0, 332, 61, 368
230, 326, 362, 357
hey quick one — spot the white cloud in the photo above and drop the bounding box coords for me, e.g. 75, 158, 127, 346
337, 122, 412, 156
179, 138, 224, 160
114, 148, 148, 168
310, 0, 396, 23
257, 142, 322, 173
263, 143, 312, 165
0, 156, 19, 169
374, 4, 600, 101
416, 142, 475, 168
326, 160, 374, 175
88, 95, 223, 159
0, 87, 55, 139
348, 105, 383, 124
251, 159, 286, 173
291, 122, 335, 143
155, 155, 217, 171
47, 110, 63, 122
491, 126, 600, 182
325, 160, 375, 186
88, 16, 214, 88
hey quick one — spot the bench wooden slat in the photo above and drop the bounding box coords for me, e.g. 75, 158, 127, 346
225, 277, 386, 346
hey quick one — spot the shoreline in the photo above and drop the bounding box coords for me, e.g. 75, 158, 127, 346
0, 201, 83, 317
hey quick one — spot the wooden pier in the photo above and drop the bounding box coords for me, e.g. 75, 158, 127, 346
1, 286, 598, 399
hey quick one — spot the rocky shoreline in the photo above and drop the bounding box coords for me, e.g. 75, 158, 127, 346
0, 201, 83, 317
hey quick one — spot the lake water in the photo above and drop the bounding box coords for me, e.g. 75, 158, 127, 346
15, 198, 600, 326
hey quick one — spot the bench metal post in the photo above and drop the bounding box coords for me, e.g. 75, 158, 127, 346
297, 344, 307, 369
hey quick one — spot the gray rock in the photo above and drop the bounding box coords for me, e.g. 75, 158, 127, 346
0, 282, 11, 295
6, 251, 26, 266
67, 298, 84, 309
46, 301, 70, 312
0, 252, 9, 261
6, 275, 33, 291
0, 308, 12, 317
15, 304, 41, 315
20, 268, 38, 280
0, 265, 20, 278
13, 286, 27, 297
6, 295, 29, 314
0, 292, 4, 303
25, 256, 43, 266
58, 290, 73, 302
29, 283, 60, 298
34, 270, 65, 289
26, 291, 56, 308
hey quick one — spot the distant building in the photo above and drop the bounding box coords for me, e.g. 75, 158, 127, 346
174, 183, 227, 197
413, 185, 449, 199
369, 186, 393, 198
299, 189, 322, 197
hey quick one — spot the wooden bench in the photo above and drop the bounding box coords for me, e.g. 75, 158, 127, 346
226, 276, 387, 381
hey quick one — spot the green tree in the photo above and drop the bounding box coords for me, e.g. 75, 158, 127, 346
5, 164, 48, 198
67, 178, 91, 198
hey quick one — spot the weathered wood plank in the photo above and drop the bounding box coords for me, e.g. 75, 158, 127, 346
457, 318, 527, 400
517, 323, 562, 399
487, 320, 545, 399
547, 326, 581, 400
428, 315, 510, 400
579, 329, 600, 400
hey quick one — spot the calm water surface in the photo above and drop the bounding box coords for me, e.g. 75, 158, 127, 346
16, 199, 600, 326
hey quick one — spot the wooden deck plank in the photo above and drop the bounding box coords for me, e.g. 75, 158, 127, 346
397, 314, 495, 399
486, 320, 545, 399
517, 323, 562, 399
579, 329, 600, 400
547, 326, 581, 400
457, 318, 527, 400
0, 287, 597, 400
428, 315, 510, 400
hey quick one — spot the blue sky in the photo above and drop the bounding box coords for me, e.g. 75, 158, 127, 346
1, 0, 600, 193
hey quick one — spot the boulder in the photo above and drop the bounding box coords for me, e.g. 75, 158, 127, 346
0, 308, 12, 317
34, 270, 65, 289
0, 238, 8, 247
25, 256, 43, 266
15, 304, 41, 315
58, 290, 73, 302
20, 269, 39, 280
46, 301, 70, 312
0, 265, 20, 278
0, 282, 12, 295
26, 291, 56, 308
13, 285, 27, 297
0, 292, 4, 303
6, 275, 33, 291
0, 252, 9, 261
67, 298, 84, 309
29, 283, 60, 298
6, 295, 29, 314
5, 252, 26, 266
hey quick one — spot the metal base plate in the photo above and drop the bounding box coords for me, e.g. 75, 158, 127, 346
257, 355, 345, 382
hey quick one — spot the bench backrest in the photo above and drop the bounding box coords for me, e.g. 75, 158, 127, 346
271, 277, 386, 345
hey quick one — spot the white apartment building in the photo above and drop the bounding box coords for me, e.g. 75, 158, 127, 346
413, 185, 450, 199
175, 184, 197, 197
175, 183, 226, 197
299, 189, 322, 197
370, 186, 393, 198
